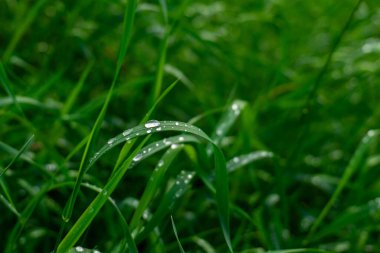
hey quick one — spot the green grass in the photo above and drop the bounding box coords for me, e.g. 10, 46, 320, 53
1, 0, 380, 252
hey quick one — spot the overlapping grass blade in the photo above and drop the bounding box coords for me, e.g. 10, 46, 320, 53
227, 151, 274, 173
171, 216, 186, 253
0, 62, 26, 117
209, 99, 247, 149
61, 0, 138, 223
130, 142, 186, 229
0, 134, 34, 177
0, 134, 34, 219
135, 169, 195, 242
57, 121, 232, 253
307, 129, 379, 241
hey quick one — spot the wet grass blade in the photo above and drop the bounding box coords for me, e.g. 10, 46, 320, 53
115, 79, 179, 169
58, 121, 232, 252
208, 100, 247, 155
307, 130, 379, 241
135, 169, 195, 243
227, 151, 274, 173
171, 216, 186, 253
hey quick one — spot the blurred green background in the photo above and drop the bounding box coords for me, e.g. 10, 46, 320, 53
1, 0, 380, 252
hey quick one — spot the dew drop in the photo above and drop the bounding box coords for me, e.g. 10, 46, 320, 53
145, 120, 160, 128
216, 129, 223, 136
171, 144, 179, 149
156, 143, 160, 147
158, 160, 164, 167
133, 153, 143, 162
232, 103, 239, 111
147, 129, 152, 134
107, 138, 115, 145
75, 246, 84, 252
175, 180, 180, 185
156, 127, 162, 131
179, 136, 184, 141
175, 122, 179, 126
122, 129, 132, 136
233, 157, 240, 163
102, 190, 108, 196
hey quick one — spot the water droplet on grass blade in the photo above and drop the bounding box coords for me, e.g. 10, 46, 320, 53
171, 144, 179, 149
145, 120, 160, 128
179, 136, 184, 141
122, 129, 132, 136
107, 138, 115, 145
133, 153, 142, 162
158, 160, 164, 167
75, 246, 84, 252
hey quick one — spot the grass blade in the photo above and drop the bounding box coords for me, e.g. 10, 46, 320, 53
227, 151, 274, 173
307, 129, 379, 241
171, 216, 186, 253
135, 169, 195, 242
129, 142, 186, 229
61, 0, 138, 223
57, 121, 232, 252
0, 134, 34, 177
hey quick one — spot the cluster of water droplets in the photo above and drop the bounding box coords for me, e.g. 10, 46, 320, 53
173, 171, 195, 199
73, 246, 101, 253
227, 151, 274, 172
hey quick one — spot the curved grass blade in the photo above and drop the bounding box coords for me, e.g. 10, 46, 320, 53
307, 129, 379, 241
115, 79, 179, 170
57, 121, 232, 253
227, 151, 274, 173
135, 169, 195, 243
61, 0, 138, 223
171, 216, 186, 253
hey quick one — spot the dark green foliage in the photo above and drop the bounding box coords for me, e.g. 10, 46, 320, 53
1, 0, 380, 252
